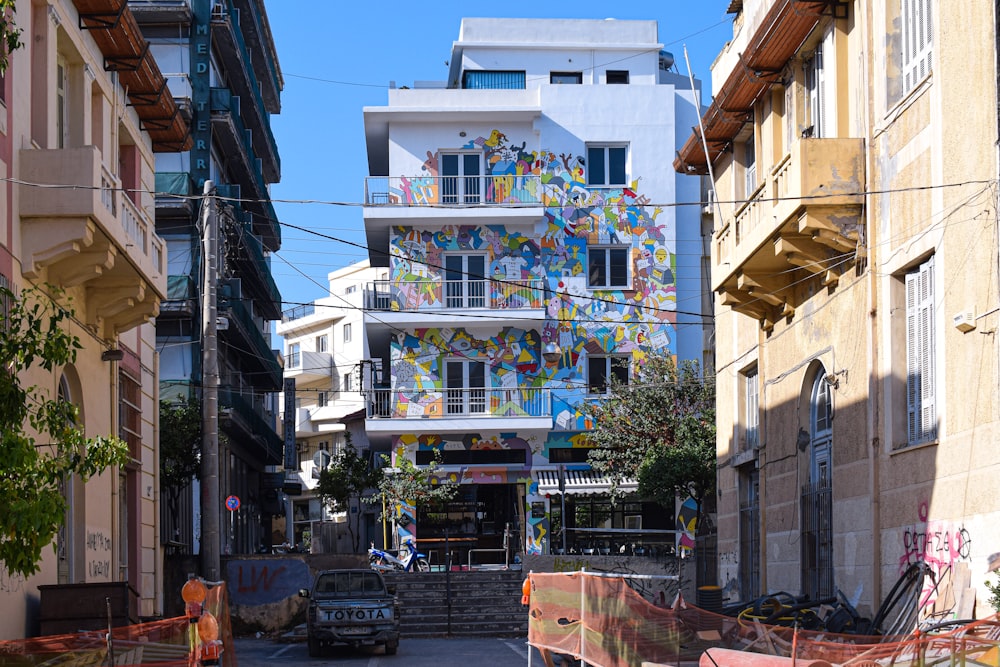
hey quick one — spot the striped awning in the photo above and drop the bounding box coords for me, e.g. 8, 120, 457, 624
536, 469, 638, 496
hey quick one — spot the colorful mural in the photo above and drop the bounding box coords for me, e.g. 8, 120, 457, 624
383, 129, 680, 553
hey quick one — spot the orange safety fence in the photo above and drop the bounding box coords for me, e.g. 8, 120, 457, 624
0, 582, 236, 667
526, 571, 1000, 667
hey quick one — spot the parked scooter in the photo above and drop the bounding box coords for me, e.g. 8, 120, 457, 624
368, 539, 430, 572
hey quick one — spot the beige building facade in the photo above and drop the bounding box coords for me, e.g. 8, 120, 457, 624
0, 0, 186, 638
678, 0, 1000, 616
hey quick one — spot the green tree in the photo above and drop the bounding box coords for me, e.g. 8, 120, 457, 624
0, 285, 129, 578
366, 451, 459, 546
159, 397, 202, 534
315, 435, 381, 553
585, 353, 716, 514
0, 1, 22, 74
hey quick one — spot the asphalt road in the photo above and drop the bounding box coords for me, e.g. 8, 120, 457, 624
234, 636, 554, 667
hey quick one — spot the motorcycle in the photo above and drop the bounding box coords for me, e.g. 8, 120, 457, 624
368, 539, 430, 572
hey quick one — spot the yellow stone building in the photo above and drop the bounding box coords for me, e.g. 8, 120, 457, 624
678, 0, 1000, 616
0, 0, 185, 638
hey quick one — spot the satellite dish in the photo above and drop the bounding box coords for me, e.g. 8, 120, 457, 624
313, 450, 331, 469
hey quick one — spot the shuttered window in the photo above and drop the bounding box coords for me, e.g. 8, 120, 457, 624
462, 70, 526, 89
905, 256, 936, 445
902, 0, 933, 93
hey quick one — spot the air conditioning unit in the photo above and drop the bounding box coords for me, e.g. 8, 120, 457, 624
702, 190, 715, 215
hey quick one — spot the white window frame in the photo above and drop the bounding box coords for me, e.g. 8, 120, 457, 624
445, 358, 487, 415
744, 135, 757, 197
906, 255, 936, 445
440, 152, 483, 204
444, 253, 488, 308
587, 245, 631, 289
587, 354, 631, 396
287, 342, 301, 368
315, 334, 328, 353
902, 0, 933, 94
586, 143, 628, 188
343, 323, 352, 343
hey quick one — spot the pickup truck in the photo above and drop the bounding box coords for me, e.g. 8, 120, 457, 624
299, 568, 400, 657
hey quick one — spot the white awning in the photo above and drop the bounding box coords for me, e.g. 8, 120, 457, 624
536, 469, 638, 496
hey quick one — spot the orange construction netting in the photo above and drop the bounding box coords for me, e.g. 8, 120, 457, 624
0, 582, 236, 667
526, 571, 1000, 667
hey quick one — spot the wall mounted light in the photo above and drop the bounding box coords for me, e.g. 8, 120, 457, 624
542, 342, 561, 363
101, 349, 124, 362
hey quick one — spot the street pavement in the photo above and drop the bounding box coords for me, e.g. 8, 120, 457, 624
234, 635, 556, 667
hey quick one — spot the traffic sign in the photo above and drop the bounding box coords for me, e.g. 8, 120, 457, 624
225, 495, 240, 511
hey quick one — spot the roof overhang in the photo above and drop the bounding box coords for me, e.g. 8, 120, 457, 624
674, 0, 833, 175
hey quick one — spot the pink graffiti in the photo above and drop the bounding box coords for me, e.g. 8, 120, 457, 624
898, 502, 972, 608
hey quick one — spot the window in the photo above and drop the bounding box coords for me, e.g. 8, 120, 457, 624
445, 359, 487, 415
344, 285, 356, 294
287, 342, 300, 368
588, 354, 630, 395
587, 144, 627, 187
343, 323, 352, 343
743, 135, 757, 197
606, 70, 629, 84
906, 256, 936, 445
550, 71, 582, 84
802, 370, 834, 599
739, 468, 760, 601
440, 153, 482, 204
342, 372, 353, 393
445, 253, 487, 308
56, 56, 68, 148
315, 335, 328, 353
317, 392, 328, 408
587, 246, 630, 289
902, 0, 932, 93
462, 70, 526, 89
744, 367, 759, 450
804, 44, 826, 138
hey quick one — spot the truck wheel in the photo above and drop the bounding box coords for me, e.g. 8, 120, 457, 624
384, 642, 398, 655
415, 558, 430, 572
307, 636, 322, 658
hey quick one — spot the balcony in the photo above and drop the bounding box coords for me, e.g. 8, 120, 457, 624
219, 388, 282, 465
225, 217, 282, 320
210, 0, 281, 182
366, 386, 552, 434
714, 137, 865, 328
284, 350, 333, 384
219, 296, 283, 390
154, 171, 196, 218
363, 175, 546, 263
364, 278, 545, 329
19, 145, 166, 337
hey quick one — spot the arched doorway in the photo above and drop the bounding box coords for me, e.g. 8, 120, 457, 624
801, 368, 833, 599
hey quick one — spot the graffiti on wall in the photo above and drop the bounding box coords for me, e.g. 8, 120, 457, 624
898, 501, 972, 608
86, 529, 112, 580
226, 558, 313, 606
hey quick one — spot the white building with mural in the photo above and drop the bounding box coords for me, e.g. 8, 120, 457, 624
361, 18, 711, 566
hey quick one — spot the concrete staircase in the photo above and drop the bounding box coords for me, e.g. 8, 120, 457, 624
383, 569, 528, 638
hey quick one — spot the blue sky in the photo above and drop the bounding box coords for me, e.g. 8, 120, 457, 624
262, 1, 734, 309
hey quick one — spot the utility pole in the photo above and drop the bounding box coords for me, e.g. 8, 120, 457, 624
201, 180, 221, 581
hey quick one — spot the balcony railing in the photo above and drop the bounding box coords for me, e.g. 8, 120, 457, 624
367, 387, 551, 419
282, 303, 315, 321
365, 279, 544, 311
365, 175, 545, 207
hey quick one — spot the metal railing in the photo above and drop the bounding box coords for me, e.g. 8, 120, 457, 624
282, 303, 315, 321
365, 279, 544, 311
365, 175, 545, 207
366, 386, 550, 419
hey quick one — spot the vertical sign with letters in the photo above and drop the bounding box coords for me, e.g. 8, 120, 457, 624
190, 0, 211, 191
283, 378, 296, 470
